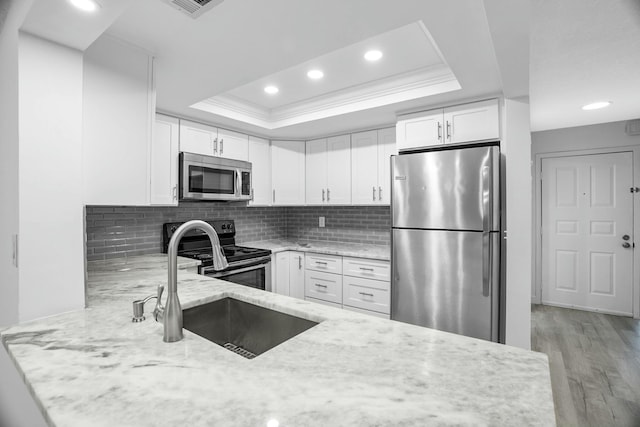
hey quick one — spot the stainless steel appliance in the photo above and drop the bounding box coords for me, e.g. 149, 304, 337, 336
391, 144, 501, 342
179, 152, 252, 202
162, 220, 271, 291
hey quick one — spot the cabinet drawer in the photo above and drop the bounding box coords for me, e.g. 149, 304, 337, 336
305, 270, 342, 304
305, 253, 342, 274
343, 305, 390, 319
342, 276, 390, 314
342, 257, 390, 281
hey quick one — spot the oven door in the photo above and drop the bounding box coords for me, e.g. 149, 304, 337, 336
203, 257, 271, 291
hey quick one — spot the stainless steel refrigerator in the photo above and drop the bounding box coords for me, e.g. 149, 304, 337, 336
391, 144, 501, 342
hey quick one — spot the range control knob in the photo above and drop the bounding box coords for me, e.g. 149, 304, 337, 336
170, 226, 177, 233
221, 224, 227, 230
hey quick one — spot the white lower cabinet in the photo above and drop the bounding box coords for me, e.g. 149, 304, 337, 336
342, 276, 390, 314
274, 251, 305, 297
304, 270, 343, 305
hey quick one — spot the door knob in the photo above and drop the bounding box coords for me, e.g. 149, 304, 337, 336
622, 234, 630, 241
622, 242, 631, 248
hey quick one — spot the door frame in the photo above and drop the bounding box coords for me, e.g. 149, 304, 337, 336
533, 145, 640, 319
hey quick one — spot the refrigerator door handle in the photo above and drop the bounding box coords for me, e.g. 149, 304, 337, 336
481, 165, 492, 297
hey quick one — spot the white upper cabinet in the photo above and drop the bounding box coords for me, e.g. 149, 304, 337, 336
179, 121, 249, 161
179, 120, 216, 155
444, 99, 500, 144
305, 135, 351, 205
351, 128, 395, 205
396, 99, 499, 151
150, 114, 179, 206
83, 36, 155, 206
271, 140, 305, 205
248, 136, 271, 206
216, 128, 249, 161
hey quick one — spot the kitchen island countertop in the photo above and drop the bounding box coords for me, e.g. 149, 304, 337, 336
1, 254, 554, 426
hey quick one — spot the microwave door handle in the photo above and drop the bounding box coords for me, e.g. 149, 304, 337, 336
236, 169, 241, 198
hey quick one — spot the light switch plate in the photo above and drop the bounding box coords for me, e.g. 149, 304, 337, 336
319, 216, 325, 228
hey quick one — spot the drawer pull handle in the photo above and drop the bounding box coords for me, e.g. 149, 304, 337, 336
359, 292, 374, 297
315, 283, 328, 288
315, 261, 328, 265
359, 267, 374, 271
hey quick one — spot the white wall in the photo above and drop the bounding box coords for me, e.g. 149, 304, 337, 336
532, 120, 640, 154
17, 32, 85, 321
502, 97, 532, 350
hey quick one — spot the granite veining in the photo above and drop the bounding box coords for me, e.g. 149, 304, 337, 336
242, 239, 391, 261
1, 254, 555, 426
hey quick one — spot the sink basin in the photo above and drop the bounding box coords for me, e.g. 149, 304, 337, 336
183, 297, 318, 359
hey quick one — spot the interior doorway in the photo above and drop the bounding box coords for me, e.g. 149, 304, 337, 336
540, 151, 634, 316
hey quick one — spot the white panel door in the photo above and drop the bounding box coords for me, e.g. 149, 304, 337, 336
217, 128, 249, 161
541, 152, 633, 316
444, 99, 499, 144
248, 136, 271, 206
396, 109, 443, 151
305, 138, 327, 205
179, 120, 215, 155
351, 130, 379, 205
150, 114, 179, 205
377, 127, 396, 205
288, 252, 305, 299
326, 134, 351, 204
274, 252, 290, 296
271, 140, 305, 205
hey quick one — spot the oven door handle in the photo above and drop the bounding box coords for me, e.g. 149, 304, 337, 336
202, 256, 271, 276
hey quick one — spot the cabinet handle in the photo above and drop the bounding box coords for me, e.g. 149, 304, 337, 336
315, 261, 328, 265
359, 267, 374, 271
251, 188, 254, 201
315, 283, 328, 288
446, 121, 451, 141
359, 292, 374, 297
327, 188, 330, 202
273, 189, 275, 203
298, 256, 302, 269
378, 186, 382, 201
438, 122, 442, 140
213, 137, 218, 155
322, 189, 325, 202
172, 186, 177, 201
373, 186, 376, 201
220, 138, 224, 155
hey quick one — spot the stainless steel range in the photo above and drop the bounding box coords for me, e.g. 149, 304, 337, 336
162, 220, 272, 291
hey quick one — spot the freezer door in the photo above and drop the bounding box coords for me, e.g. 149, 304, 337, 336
391, 228, 499, 341
392, 145, 499, 231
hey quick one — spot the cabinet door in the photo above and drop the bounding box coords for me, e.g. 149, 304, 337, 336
271, 140, 305, 205
150, 114, 179, 205
217, 128, 249, 161
326, 134, 351, 204
351, 130, 379, 205
396, 109, 443, 151
274, 252, 290, 296
248, 136, 271, 206
376, 127, 396, 205
288, 252, 305, 299
305, 138, 327, 205
179, 120, 215, 155
444, 99, 499, 144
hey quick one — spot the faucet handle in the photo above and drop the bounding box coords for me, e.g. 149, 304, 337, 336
132, 295, 157, 322
153, 284, 165, 322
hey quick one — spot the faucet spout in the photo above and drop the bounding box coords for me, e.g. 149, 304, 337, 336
160, 220, 228, 343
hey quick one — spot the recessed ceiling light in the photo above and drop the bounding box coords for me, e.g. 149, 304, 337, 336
307, 69, 324, 80
582, 101, 611, 110
264, 85, 279, 95
364, 50, 383, 62
69, 0, 100, 12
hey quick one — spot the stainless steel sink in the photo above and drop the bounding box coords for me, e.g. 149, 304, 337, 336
183, 297, 318, 359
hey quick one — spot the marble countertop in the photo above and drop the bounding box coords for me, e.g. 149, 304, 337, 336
242, 239, 390, 261
1, 254, 555, 426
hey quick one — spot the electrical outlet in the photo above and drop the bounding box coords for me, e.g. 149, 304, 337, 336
319, 216, 325, 228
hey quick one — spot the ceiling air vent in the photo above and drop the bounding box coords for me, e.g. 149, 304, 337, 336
625, 119, 640, 136
160, 0, 224, 19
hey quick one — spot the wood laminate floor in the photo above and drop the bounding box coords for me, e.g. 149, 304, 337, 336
531, 305, 640, 427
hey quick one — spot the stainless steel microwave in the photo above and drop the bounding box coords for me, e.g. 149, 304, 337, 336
179, 152, 252, 201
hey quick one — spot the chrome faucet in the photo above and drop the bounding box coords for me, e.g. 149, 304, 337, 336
154, 220, 228, 343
